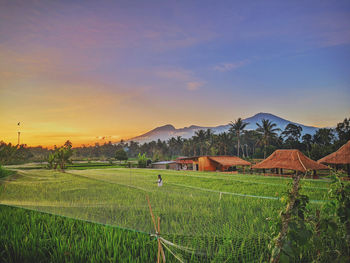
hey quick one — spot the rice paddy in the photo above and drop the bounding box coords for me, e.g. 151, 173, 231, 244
0, 168, 333, 262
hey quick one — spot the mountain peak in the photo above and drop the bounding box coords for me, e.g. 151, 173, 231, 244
152, 124, 176, 132
252, 112, 278, 118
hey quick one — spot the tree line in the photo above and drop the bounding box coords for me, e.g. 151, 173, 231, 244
0, 117, 349, 165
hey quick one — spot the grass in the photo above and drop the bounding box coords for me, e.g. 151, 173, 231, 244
0, 165, 16, 178
0, 205, 163, 263
0, 167, 336, 262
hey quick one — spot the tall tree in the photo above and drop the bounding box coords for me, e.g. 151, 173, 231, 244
336, 117, 350, 145
194, 129, 207, 156
216, 132, 231, 155
115, 148, 128, 163
229, 118, 249, 157
241, 130, 260, 158
301, 134, 313, 157
256, 119, 281, 158
313, 128, 334, 146
205, 129, 214, 155
281, 124, 303, 149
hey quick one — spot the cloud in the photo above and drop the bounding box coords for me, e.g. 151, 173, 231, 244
213, 60, 250, 72
186, 81, 203, 91
155, 68, 204, 91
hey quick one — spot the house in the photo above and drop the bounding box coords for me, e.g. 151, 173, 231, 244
175, 157, 193, 170
177, 156, 251, 172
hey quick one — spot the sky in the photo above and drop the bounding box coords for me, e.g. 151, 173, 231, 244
0, 0, 349, 147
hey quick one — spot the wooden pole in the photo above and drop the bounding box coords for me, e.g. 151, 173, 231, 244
146, 195, 157, 232
157, 219, 160, 263
146, 195, 166, 263
158, 217, 166, 262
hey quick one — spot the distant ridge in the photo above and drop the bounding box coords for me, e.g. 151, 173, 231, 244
127, 112, 320, 143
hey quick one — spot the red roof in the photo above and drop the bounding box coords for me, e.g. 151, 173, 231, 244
176, 158, 193, 164
318, 140, 350, 165
208, 156, 251, 167
252, 149, 329, 172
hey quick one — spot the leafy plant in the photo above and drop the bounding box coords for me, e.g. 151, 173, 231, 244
137, 153, 147, 168
47, 141, 74, 171
269, 170, 350, 262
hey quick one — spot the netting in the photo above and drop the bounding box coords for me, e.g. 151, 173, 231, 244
0, 168, 330, 262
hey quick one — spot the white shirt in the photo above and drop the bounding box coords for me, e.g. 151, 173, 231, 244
157, 179, 163, 187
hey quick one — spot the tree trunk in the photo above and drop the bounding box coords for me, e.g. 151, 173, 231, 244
237, 136, 240, 157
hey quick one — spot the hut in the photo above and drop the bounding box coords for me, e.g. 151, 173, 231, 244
152, 161, 177, 170
318, 140, 350, 176
252, 149, 329, 178
177, 156, 251, 172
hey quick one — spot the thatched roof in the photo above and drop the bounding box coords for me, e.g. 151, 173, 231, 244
318, 140, 350, 165
208, 156, 251, 167
252, 149, 329, 172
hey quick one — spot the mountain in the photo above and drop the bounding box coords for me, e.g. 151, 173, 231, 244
127, 113, 320, 143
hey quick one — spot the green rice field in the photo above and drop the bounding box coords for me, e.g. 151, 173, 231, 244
0, 168, 334, 262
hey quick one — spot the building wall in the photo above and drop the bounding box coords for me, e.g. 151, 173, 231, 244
198, 157, 221, 171
168, 163, 177, 170
152, 163, 177, 170
152, 164, 167, 169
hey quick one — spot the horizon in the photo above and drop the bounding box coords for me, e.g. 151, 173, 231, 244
1, 1, 349, 147
1, 111, 345, 148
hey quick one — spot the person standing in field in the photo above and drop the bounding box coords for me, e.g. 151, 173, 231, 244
157, 174, 163, 187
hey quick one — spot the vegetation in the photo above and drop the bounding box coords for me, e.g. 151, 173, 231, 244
1, 167, 342, 262
47, 141, 74, 171
0, 205, 161, 263
229, 118, 249, 158
115, 148, 128, 163
137, 153, 148, 168
270, 171, 350, 262
256, 119, 281, 159
0, 165, 15, 178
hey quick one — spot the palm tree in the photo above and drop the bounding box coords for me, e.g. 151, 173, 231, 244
216, 132, 231, 155
256, 119, 281, 158
205, 129, 214, 155
229, 118, 249, 157
194, 129, 207, 155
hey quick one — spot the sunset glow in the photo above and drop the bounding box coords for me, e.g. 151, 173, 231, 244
1, 1, 349, 147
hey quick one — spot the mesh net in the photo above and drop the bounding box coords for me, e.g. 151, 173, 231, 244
0, 168, 329, 262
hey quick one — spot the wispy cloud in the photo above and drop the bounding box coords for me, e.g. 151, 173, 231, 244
186, 81, 204, 91
213, 60, 250, 72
